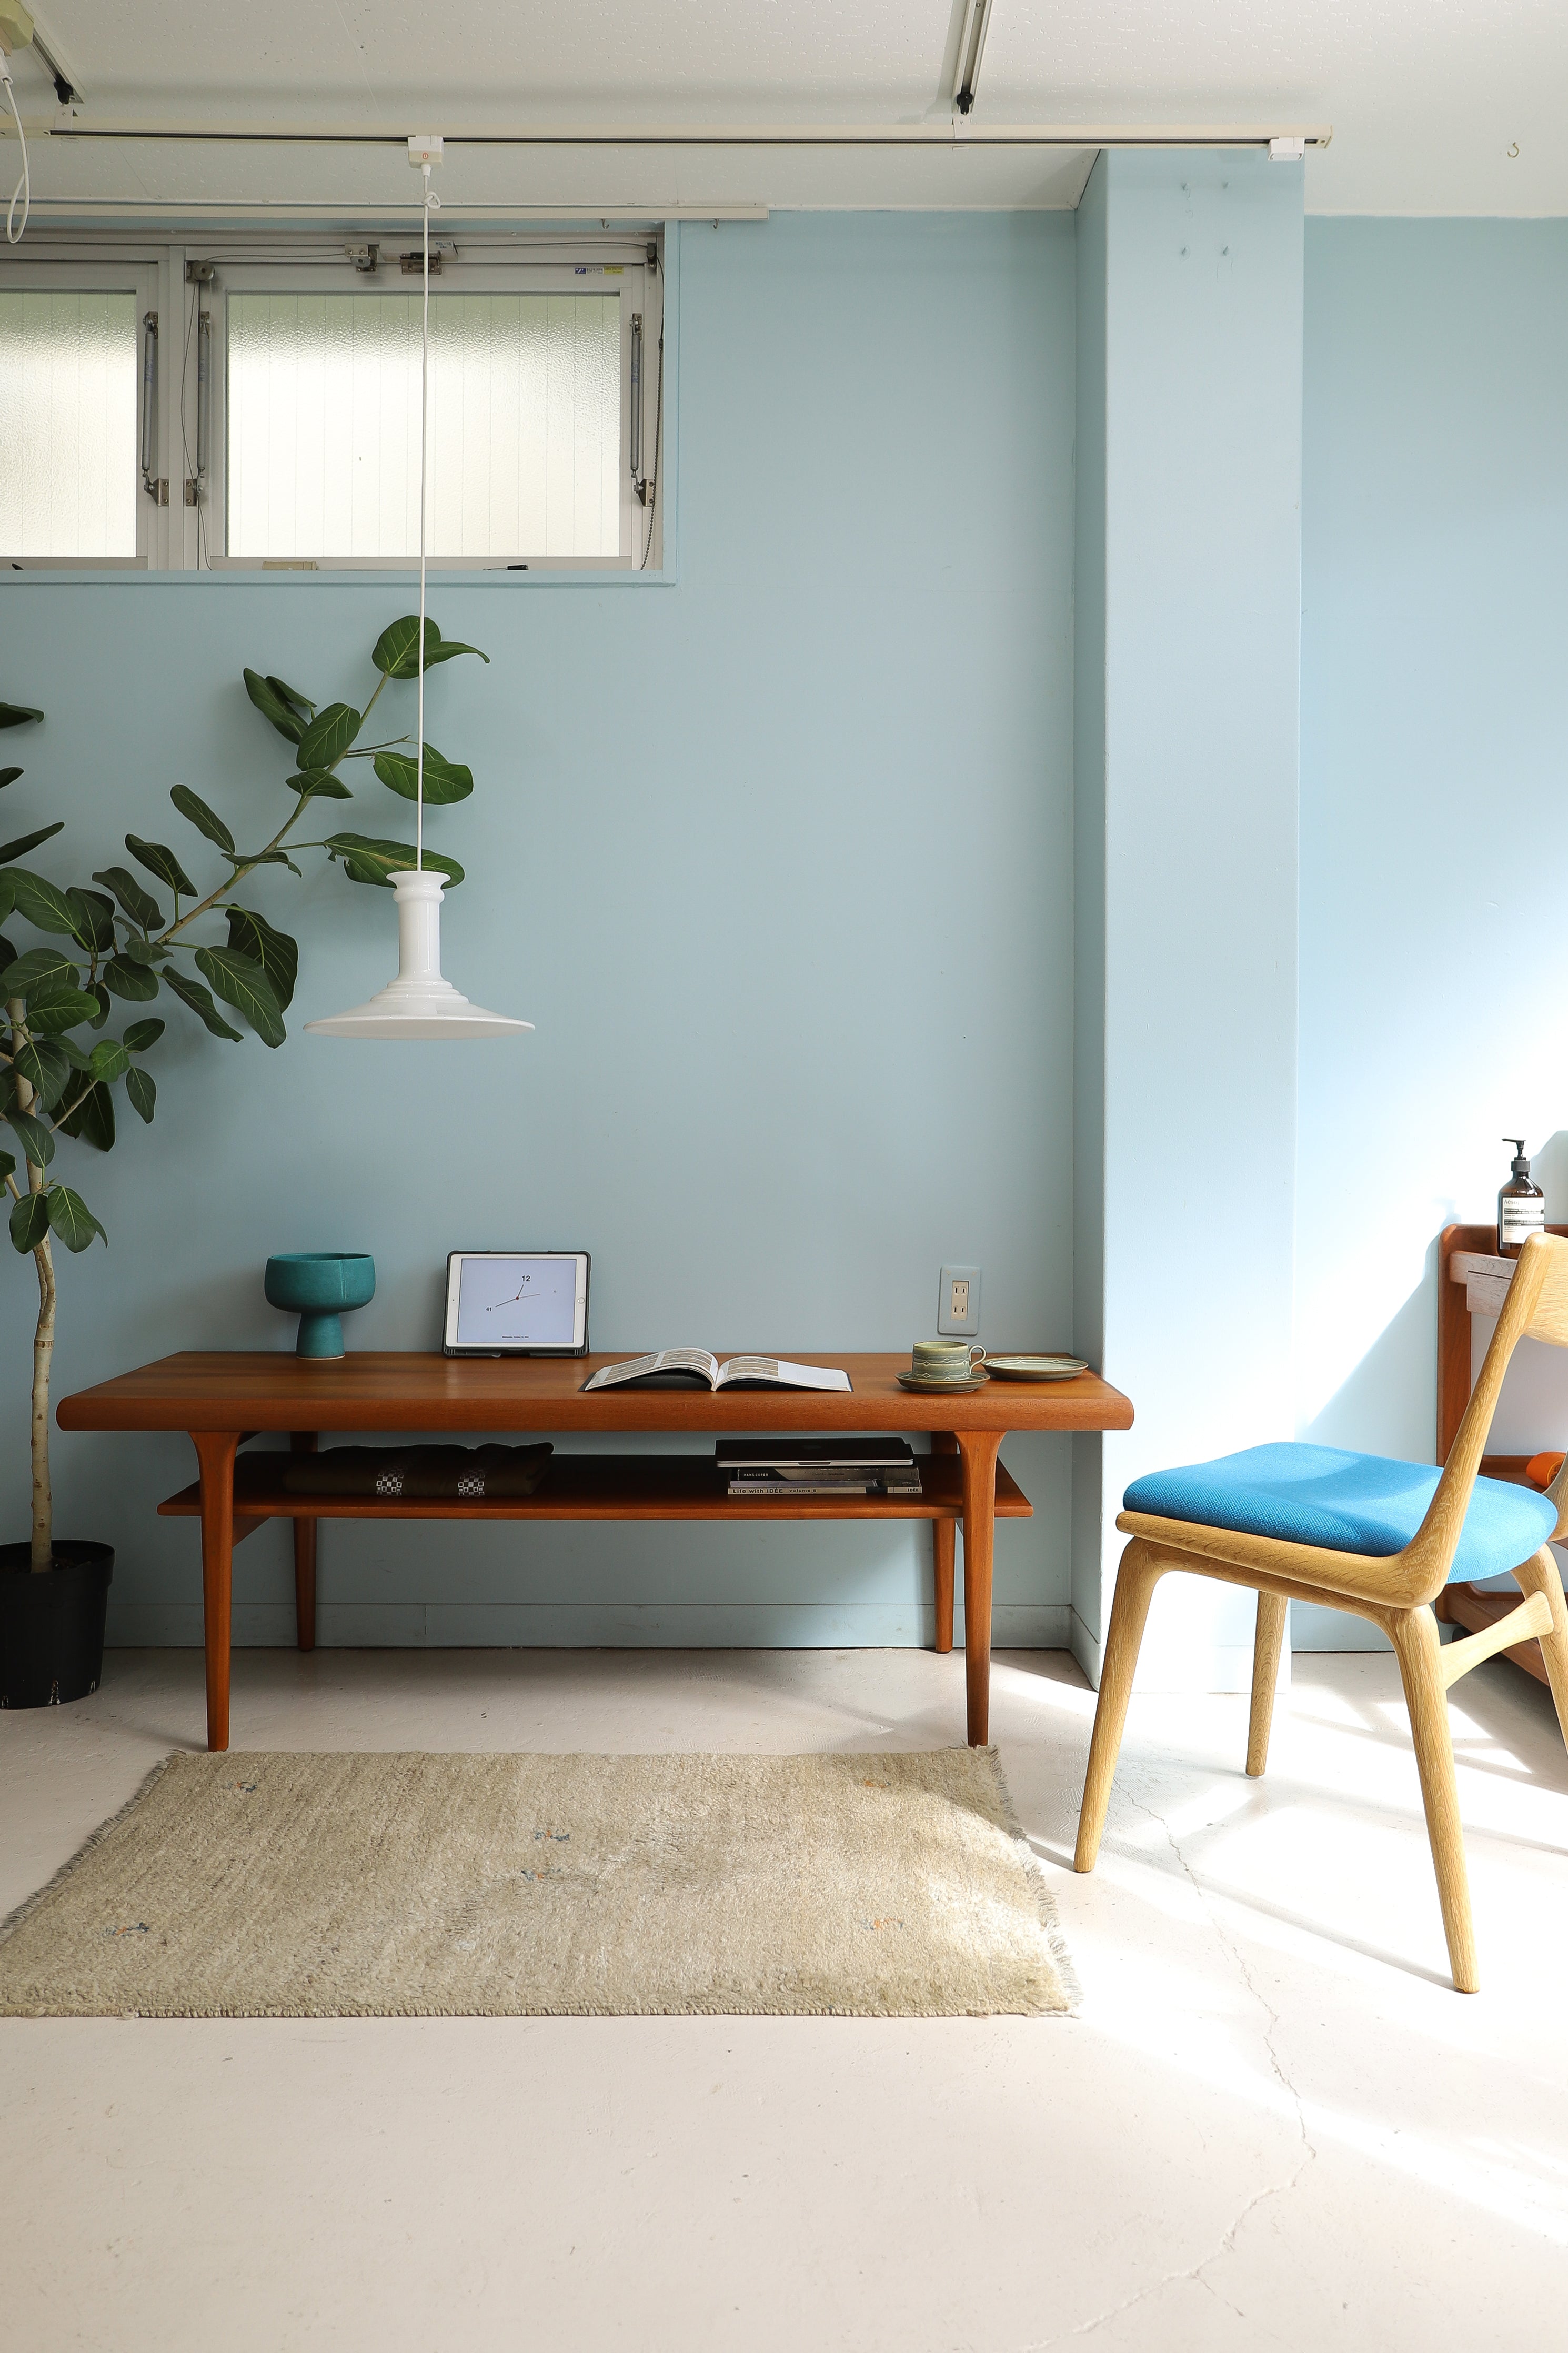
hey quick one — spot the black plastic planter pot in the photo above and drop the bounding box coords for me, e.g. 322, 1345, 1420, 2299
0, 1542, 114, 1708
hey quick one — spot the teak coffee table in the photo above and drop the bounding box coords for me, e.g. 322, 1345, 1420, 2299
57, 1351, 1134, 1752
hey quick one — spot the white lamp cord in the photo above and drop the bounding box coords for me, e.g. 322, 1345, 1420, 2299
2, 61, 28, 245
415, 163, 439, 872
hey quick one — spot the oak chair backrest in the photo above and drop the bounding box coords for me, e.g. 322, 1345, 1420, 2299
1401, 1231, 1568, 1603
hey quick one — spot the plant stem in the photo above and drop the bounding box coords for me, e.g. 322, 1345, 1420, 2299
31, 1226, 56, 1571
9, 997, 54, 1571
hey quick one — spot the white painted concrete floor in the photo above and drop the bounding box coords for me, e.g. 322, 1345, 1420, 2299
4, 1642, 1567, 2352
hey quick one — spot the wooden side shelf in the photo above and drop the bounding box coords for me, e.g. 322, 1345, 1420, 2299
158, 1449, 1034, 1531
1437, 1220, 1566, 1687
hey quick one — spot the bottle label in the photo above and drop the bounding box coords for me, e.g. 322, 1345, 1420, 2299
1501, 1197, 1546, 1242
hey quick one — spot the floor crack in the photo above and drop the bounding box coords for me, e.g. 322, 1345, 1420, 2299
1026, 1783, 1316, 2348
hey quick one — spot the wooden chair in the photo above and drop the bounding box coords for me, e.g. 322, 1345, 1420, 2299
1073, 1229, 1568, 1991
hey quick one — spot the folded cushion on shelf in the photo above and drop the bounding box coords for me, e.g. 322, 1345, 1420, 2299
280, 1443, 554, 1501
1122, 1442, 1557, 1584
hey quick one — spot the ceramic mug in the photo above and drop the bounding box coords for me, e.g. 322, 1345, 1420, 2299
911, 1340, 987, 1383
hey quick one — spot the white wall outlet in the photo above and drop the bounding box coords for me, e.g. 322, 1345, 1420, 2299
938, 1265, 981, 1336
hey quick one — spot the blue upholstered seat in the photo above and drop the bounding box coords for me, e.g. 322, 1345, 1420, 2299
1122, 1442, 1557, 1584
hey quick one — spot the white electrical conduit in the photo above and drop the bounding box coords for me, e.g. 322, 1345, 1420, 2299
2, 57, 28, 241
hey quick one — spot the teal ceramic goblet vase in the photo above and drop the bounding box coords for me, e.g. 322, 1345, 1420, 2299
265, 1253, 376, 1359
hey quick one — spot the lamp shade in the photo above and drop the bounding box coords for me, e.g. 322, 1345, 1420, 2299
304, 870, 533, 1041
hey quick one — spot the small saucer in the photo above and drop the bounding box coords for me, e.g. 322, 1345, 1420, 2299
897, 1371, 990, 1394
982, 1354, 1088, 1381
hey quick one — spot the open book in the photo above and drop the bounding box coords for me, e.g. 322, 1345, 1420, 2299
582, 1350, 852, 1394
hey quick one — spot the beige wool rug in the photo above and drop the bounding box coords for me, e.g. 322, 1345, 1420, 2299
0, 1748, 1074, 2019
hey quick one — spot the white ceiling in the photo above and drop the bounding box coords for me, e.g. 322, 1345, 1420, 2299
6, 0, 1566, 217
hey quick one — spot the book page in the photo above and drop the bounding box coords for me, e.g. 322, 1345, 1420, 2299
716, 1358, 852, 1392
582, 1350, 720, 1392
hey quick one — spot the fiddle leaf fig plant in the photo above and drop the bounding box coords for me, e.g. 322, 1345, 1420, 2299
3, 618, 486, 1573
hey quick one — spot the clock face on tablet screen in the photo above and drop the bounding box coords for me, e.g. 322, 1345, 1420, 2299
454, 1258, 580, 1349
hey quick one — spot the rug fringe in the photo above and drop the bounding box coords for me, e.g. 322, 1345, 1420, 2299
981, 1744, 1084, 2014
0, 1753, 175, 1952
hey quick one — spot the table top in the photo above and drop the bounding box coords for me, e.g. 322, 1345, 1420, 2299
56, 1351, 1135, 1436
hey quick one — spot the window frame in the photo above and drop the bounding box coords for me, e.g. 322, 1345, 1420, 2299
0, 234, 666, 576
0, 254, 162, 569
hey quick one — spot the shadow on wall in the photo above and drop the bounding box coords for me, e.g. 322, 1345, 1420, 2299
1298, 1248, 1436, 1460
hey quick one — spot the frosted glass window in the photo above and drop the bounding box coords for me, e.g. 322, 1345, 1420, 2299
226, 292, 622, 560
0, 291, 138, 558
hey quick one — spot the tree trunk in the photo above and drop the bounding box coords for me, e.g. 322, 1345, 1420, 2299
31, 1228, 56, 1571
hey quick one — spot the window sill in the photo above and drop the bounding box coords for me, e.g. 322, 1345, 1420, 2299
2, 566, 680, 588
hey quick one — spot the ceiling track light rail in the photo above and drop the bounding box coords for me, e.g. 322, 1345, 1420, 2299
19, 118, 1333, 152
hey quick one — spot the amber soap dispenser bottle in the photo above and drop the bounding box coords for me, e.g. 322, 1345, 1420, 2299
1497, 1138, 1546, 1259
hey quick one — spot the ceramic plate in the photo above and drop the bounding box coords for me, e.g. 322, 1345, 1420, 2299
897, 1371, 990, 1394
981, 1354, 1088, 1381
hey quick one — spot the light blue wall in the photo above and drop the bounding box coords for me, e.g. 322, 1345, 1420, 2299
1295, 218, 1568, 1646
2, 212, 1080, 1651
1074, 153, 1304, 1689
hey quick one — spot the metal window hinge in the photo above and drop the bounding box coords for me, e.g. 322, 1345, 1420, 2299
184, 479, 200, 507
150, 479, 169, 506
346, 243, 379, 274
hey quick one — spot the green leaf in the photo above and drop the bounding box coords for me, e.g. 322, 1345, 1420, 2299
266, 676, 317, 720
122, 936, 170, 966
93, 866, 166, 931
67, 887, 117, 957
1, 947, 80, 997
244, 668, 306, 745
169, 785, 236, 854
296, 702, 362, 771
123, 1018, 165, 1053
0, 1147, 12, 1182
125, 836, 197, 897
0, 822, 65, 866
87, 1038, 131, 1085
0, 872, 14, 926
102, 956, 160, 1003
26, 989, 102, 1036
225, 906, 298, 1011
162, 963, 243, 1041
223, 848, 302, 877
125, 1065, 156, 1123
6, 1108, 54, 1168
7, 868, 79, 936
9, 1189, 49, 1251
0, 1067, 15, 1111
324, 833, 465, 890
0, 767, 21, 791
47, 1186, 107, 1251
0, 932, 14, 970
57, 1037, 94, 1072
194, 944, 286, 1048
58, 1080, 115, 1152
0, 702, 44, 730
87, 981, 110, 1031
372, 743, 474, 806
14, 1037, 71, 1109
287, 769, 353, 802
372, 616, 489, 679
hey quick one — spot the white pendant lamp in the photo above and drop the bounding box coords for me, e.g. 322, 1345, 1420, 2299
307, 136, 532, 1045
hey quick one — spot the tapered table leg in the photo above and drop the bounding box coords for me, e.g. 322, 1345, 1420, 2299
290, 1430, 318, 1651
931, 1431, 958, 1653
957, 1430, 1004, 1746
192, 1430, 239, 1753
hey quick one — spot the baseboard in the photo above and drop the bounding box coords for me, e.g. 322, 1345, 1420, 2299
105, 1600, 1075, 1651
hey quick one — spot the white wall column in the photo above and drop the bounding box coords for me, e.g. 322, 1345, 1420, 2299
1072, 150, 1304, 1690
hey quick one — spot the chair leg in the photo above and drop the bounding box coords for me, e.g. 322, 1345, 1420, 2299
1388, 1605, 1479, 1993
1073, 1541, 1165, 1874
1511, 1546, 1568, 1749
1247, 1591, 1289, 1777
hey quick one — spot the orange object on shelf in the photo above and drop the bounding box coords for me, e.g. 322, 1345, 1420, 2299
1524, 1451, 1565, 1490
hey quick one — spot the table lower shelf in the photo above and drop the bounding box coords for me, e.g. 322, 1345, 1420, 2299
158, 1450, 1032, 1528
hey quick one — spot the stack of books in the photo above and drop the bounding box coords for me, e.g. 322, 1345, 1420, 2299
716, 1439, 921, 1497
